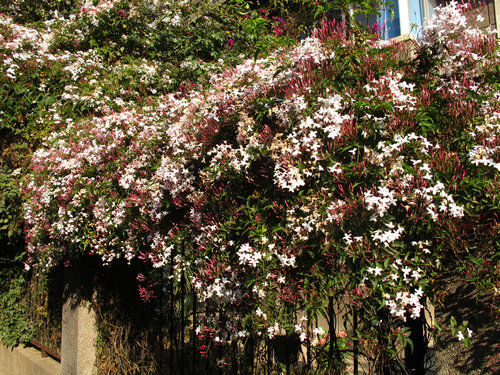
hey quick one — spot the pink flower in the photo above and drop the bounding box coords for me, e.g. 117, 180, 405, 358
273, 27, 283, 37
138, 286, 154, 302
227, 38, 234, 50
319, 333, 329, 345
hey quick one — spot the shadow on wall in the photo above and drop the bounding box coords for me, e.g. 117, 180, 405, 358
434, 279, 499, 375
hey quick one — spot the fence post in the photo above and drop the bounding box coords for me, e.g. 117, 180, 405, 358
404, 314, 426, 375
353, 309, 358, 375
61, 276, 98, 375
61, 261, 98, 375
180, 242, 186, 375
192, 292, 197, 374
328, 296, 341, 373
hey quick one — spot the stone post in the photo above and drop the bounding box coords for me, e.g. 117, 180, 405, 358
61, 295, 98, 375
61, 267, 98, 375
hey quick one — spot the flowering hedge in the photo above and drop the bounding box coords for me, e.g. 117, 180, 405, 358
23, 1, 499, 371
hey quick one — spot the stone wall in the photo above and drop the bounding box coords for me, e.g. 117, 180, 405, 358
471, 0, 498, 32
0, 344, 61, 375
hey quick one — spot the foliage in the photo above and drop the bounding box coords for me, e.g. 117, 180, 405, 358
449, 316, 472, 348
0, 165, 29, 347
0, 274, 33, 346
0, 0, 306, 254
0, 166, 23, 245
0, 0, 301, 242
47, 0, 299, 64
0, 0, 78, 23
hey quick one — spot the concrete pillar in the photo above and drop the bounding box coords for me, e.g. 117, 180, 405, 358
494, 0, 500, 35
61, 295, 98, 375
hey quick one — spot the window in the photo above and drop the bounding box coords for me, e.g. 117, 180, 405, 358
376, 0, 440, 39
378, 0, 401, 39
408, 0, 438, 32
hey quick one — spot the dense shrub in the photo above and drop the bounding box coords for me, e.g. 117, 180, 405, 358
0, 0, 307, 348
0, 0, 496, 372
22, 1, 499, 372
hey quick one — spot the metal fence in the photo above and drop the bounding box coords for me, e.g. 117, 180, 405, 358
152, 291, 365, 375
23, 255, 434, 375
146, 253, 368, 375
25, 271, 63, 362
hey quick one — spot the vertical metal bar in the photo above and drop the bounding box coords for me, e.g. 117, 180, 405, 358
44, 277, 48, 350
231, 341, 238, 375
267, 338, 271, 375
170, 250, 175, 375
159, 268, 164, 372
328, 296, 334, 372
285, 333, 290, 375
405, 314, 426, 375
193, 292, 197, 374
216, 327, 222, 375
180, 243, 186, 375
205, 301, 210, 374
307, 311, 311, 369
250, 333, 255, 375
353, 309, 358, 375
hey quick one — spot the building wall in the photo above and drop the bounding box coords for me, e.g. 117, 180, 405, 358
470, 0, 498, 31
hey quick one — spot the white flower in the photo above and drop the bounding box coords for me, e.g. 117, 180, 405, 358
343, 232, 353, 245
402, 266, 412, 280
328, 163, 342, 174
368, 266, 382, 276
278, 254, 296, 267
466, 327, 473, 337
237, 243, 262, 267
267, 323, 280, 338
457, 331, 465, 341
236, 330, 247, 338
312, 327, 325, 335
